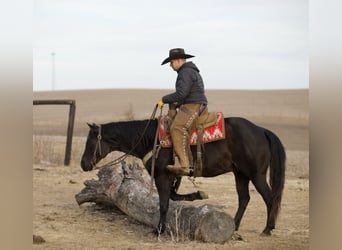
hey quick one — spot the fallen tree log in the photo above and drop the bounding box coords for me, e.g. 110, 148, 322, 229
75, 161, 235, 243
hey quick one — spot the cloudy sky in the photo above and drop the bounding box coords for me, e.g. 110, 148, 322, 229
33, 0, 308, 91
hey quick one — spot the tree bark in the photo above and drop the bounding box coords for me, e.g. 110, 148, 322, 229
75, 161, 235, 243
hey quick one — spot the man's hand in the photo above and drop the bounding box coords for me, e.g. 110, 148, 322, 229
157, 99, 164, 109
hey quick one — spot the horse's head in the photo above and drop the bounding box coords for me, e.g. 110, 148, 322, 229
80, 123, 112, 171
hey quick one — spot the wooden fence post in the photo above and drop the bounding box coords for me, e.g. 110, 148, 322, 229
33, 99, 76, 166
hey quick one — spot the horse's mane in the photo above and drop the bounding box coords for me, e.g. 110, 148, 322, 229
102, 119, 158, 143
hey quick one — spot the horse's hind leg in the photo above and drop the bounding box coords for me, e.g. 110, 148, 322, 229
251, 173, 273, 235
233, 171, 250, 231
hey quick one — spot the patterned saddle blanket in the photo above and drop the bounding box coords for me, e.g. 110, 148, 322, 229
158, 112, 225, 148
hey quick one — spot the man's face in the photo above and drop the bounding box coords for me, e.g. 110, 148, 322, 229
170, 59, 184, 71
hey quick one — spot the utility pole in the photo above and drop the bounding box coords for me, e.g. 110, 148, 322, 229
51, 52, 56, 90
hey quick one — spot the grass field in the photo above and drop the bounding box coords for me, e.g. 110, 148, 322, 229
33, 88, 309, 249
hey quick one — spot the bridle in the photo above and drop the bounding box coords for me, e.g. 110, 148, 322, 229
92, 125, 102, 166
92, 104, 162, 170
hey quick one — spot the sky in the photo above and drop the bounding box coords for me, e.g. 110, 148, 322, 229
33, 0, 308, 91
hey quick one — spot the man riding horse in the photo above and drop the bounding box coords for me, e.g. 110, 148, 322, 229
158, 48, 208, 176
80, 48, 286, 236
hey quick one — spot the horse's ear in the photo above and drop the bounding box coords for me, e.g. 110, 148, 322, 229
87, 123, 98, 129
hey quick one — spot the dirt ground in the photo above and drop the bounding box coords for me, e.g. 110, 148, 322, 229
33, 89, 309, 249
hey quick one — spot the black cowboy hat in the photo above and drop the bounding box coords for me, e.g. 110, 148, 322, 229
161, 48, 195, 65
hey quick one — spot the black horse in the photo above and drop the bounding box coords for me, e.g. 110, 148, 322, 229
80, 117, 286, 236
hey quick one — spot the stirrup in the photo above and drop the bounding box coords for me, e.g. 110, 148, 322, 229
166, 165, 190, 176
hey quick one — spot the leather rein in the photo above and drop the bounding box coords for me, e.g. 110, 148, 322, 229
93, 104, 162, 170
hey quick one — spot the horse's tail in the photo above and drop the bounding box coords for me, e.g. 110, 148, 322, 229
264, 129, 286, 222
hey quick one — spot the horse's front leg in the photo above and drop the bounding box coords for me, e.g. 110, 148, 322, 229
153, 173, 172, 235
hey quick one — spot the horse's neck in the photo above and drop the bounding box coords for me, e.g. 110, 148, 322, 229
109, 120, 156, 159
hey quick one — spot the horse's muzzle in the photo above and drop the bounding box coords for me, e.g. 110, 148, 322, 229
80, 159, 94, 172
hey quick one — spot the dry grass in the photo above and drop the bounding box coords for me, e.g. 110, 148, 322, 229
33, 89, 308, 166
33, 135, 86, 166
33, 89, 309, 249
33, 89, 308, 143
33, 135, 64, 165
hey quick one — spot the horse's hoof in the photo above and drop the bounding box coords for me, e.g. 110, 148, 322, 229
152, 228, 164, 236
232, 232, 244, 241
260, 229, 272, 236
152, 224, 165, 236
198, 190, 209, 199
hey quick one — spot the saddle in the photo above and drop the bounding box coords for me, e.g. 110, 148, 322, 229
158, 111, 225, 177
158, 111, 225, 148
